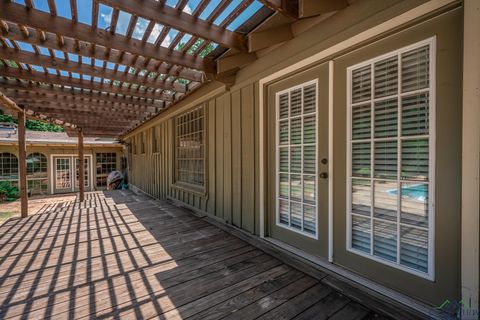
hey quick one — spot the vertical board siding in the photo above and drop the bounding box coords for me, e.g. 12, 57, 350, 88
231, 89, 243, 228
207, 99, 217, 214
223, 94, 233, 224
128, 83, 259, 233
215, 95, 225, 220
241, 84, 256, 233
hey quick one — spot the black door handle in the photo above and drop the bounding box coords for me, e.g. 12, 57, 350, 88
319, 172, 328, 179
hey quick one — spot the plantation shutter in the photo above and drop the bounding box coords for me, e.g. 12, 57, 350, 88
348, 40, 434, 277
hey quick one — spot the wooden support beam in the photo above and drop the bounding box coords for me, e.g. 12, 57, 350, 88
248, 24, 293, 52
100, 0, 248, 52
0, 46, 188, 92
0, 66, 166, 100
0, 81, 170, 105
2, 22, 205, 82
13, 97, 157, 114
299, 0, 348, 18
0, 2, 216, 72
18, 110, 28, 218
217, 52, 257, 74
258, 0, 299, 19
0, 89, 23, 112
78, 128, 84, 202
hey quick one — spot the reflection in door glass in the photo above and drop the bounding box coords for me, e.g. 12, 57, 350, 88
276, 81, 318, 237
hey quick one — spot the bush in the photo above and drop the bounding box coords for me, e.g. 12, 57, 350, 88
0, 181, 19, 202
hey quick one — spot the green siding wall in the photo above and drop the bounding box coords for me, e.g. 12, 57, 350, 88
128, 83, 259, 234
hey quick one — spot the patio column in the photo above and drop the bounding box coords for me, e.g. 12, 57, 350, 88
18, 110, 28, 218
462, 0, 480, 312
78, 128, 84, 202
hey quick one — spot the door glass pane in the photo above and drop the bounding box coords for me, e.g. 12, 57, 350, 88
400, 226, 428, 272
303, 175, 315, 205
352, 65, 371, 103
374, 99, 397, 138
401, 139, 429, 181
374, 180, 397, 221
352, 215, 371, 253
352, 179, 370, 216
374, 56, 398, 98
402, 93, 429, 136
374, 141, 397, 179
352, 142, 371, 177
56, 158, 71, 189
373, 220, 397, 262
352, 103, 371, 140
76, 158, 89, 188
400, 183, 428, 227
401, 46, 429, 93
276, 82, 318, 236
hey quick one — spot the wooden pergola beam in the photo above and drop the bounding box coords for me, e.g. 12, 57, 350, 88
2, 23, 205, 82
19, 104, 151, 119
11, 95, 159, 113
0, 46, 188, 93
0, 66, 167, 100
0, 2, 216, 72
0, 89, 22, 112
101, 0, 248, 52
0, 81, 171, 105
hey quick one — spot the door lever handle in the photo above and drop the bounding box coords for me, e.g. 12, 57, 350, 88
319, 172, 328, 179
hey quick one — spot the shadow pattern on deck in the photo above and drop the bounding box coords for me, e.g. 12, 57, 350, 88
0, 190, 387, 319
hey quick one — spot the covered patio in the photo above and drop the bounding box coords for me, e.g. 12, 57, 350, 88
0, 190, 391, 319
0, 0, 479, 319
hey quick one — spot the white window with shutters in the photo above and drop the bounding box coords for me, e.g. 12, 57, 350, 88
276, 79, 318, 239
346, 37, 435, 279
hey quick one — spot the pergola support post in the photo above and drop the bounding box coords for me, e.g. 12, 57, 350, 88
18, 110, 28, 218
78, 128, 84, 202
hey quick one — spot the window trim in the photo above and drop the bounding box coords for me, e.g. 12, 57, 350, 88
275, 79, 319, 240
173, 104, 207, 194
346, 37, 436, 280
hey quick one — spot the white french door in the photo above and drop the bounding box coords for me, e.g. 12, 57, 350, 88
53, 155, 92, 194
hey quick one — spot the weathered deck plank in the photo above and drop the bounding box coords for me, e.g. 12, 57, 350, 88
0, 190, 387, 320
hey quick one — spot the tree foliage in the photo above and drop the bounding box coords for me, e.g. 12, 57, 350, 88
0, 110, 64, 132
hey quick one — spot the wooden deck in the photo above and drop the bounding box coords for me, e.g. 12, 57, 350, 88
0, 190, 388, 320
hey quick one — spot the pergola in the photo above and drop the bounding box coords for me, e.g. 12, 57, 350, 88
0, 0, 347, 215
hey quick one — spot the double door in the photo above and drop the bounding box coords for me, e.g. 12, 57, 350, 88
53, 155, 91, 194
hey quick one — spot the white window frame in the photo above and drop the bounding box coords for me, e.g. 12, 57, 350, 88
275, 79, 319, 239
174, 105, 206, 191
346, 37, 436, 280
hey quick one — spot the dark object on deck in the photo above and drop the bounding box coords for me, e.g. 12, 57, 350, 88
107, 171, 123, 190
